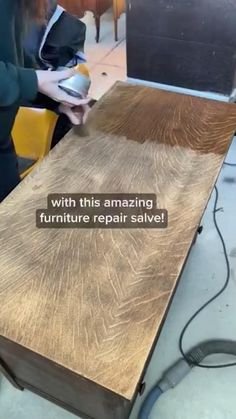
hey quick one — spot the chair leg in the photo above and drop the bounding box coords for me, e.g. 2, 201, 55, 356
113, 0, 118, 42
114, 17, 118, 42
95, 15, 100, 43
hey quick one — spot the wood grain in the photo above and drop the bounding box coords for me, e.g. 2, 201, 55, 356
58, 0, 84, 17
58, 0, 113, 42
58, 0, 112, 16
0, 82, 236, 418
113, 0, 126, 41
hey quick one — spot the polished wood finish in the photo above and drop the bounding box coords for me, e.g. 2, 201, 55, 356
58, 0, 113, 42
0, 82, 236, 419
58, 0, 84, 17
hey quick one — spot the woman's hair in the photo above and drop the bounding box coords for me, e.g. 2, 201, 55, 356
20, 0, 48, 22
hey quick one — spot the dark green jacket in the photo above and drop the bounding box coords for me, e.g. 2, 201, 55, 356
0, 0, 38, 144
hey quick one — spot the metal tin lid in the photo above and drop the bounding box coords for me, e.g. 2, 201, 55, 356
58, 73, 91, 98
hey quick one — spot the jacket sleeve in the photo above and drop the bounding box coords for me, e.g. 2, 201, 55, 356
23, 51, 38, 69
0, 61, 38, 107
22, 93, 60, 114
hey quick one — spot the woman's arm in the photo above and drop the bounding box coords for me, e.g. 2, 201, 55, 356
0, 65, 89, 110
23, 50, 60, 113
0, 62, 38, 107
23, 51, 38, 69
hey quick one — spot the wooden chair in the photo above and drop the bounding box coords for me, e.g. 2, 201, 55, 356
12, 108, 58, 178
58, 0, 126, 42
113, 0, 126, 42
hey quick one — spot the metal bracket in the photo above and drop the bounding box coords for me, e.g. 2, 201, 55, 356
197, 225, 204, 235
139, 381, 146, 396
192, 225, 204, 246
0, 357, 24, 391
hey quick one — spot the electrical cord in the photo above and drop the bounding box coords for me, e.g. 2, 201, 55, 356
224, 162, 236, 167
139, 162, 236, 418
179, 182, 236, 369
139, 163, 236, 418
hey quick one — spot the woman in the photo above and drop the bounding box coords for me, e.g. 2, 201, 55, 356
0, 0, 89, 202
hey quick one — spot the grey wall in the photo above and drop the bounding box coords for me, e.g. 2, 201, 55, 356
126, 0, 236, 95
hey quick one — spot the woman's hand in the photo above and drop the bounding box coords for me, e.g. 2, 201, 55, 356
58, 103, 89, 125
36, 68, 90, 108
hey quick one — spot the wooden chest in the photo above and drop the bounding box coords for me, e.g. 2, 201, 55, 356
0, 83, 236, 419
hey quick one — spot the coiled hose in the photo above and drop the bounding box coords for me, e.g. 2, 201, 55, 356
138, 339, 236, 419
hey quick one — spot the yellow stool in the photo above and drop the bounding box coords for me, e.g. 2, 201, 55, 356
12, 108, 58, 178
75, 63, 90, 77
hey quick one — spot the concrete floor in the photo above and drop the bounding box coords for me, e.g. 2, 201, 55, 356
130, 137, 236, 419
1, 9, 236, 419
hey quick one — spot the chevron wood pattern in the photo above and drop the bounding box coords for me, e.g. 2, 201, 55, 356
0, 82, 236, 419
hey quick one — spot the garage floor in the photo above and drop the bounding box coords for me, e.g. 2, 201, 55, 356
1, 10, 236, 419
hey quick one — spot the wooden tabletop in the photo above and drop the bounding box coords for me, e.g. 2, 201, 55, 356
0, 82, 236, 401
